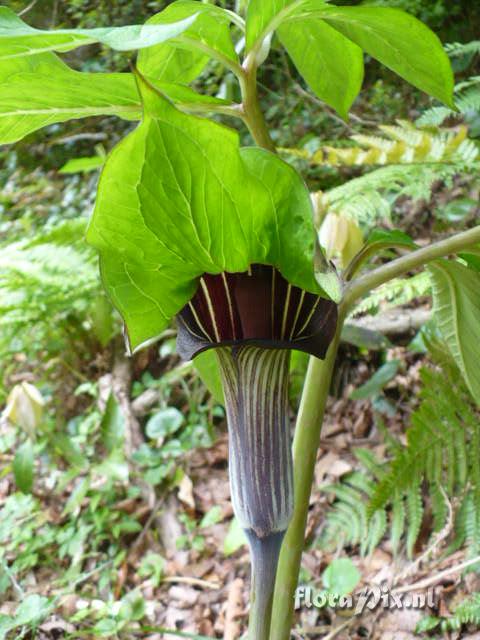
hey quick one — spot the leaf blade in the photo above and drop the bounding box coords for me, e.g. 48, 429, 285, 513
138, 1, 237, 83
87, 79, 320, 351
13, 440, 34, 494
0, 5, 198, 59
278, 17, 364, 118
313, 6, 454, 107
429, 259, 480, 405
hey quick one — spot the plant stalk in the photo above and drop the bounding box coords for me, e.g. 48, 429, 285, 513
343, 225, 480, 311
247, 531, 285, 640
270, 309, 346, 640
240, 64, 276, 152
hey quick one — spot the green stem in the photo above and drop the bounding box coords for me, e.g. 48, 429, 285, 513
240, 64, 276, 152
342, 241, 415, 282
270, 310, 346, 640
248, 532, 285, 640
343, 225, 480, 311
269, 225, 480, 639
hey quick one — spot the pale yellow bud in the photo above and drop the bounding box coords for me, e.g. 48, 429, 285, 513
3, 382, 45, 438
319, 213, 363, 268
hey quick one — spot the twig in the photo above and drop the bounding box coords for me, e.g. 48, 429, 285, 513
161, 575, 221, 589
18, 0, 39, 17
323, 619, 353, 640
393, 555, 480, 594
51, 133, 108, 146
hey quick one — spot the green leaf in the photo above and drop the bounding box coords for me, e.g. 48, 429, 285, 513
351, 360, 400, 400
415, 616, 440, 633
365, 229, 416, 249
101, 393, 124, 453
87, 77, 321, 351
246, 0, 291, 52
55, 434, 88, 470
63, 476, 90, 515
459, 251, 480, 273
322, 558, 361, 596
0, 5, 197, 59
146, 408, 184, 439
193, 351, 224, 404
0, 53, 231, 144
429, 260, 480, 405
150, 82, 233, 107
313, 6, 454, 107
246, 0, 325, 53
13, 439, 34, 493
138, 1, 237, 83
0, 54, 141, 144
199, 505, 223, 528
59, 156, 105, 174
223, 517, 247, 556
90, 295, 115, 347
278, 18, 363, 118
341, 324, 391, 351
13, 594, 52, 626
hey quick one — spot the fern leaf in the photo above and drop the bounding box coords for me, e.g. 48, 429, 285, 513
406, 481, 424, 558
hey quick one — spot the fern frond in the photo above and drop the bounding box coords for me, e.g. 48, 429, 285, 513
391, 491, 406, 555
351, 272, 431, 316
406, 481, 423, 558
283, 122, 478, 168
0, 219, 101, 358
417, 75, 480, 126
445, 41, 480, 59
324, 362, 480, 557
315, 161, 477, 228
448, 593, 480, 629
419, 591, 480, 633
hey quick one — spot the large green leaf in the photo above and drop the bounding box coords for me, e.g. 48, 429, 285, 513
0, 53, 233, 144
245, 0, 314, 53
306, 6, 454, 107
0, 54, 141, 144
246, 0, 292, 52
87, 79, 320, 351
0, 5, 197, 59
138, 1, 237, 83
278, 18, 363, 118
429, 259, 480, 405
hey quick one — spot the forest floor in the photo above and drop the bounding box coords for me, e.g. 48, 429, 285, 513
2, 336, 479, 640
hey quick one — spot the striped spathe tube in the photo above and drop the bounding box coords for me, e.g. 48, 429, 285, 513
176, 264, 337, 636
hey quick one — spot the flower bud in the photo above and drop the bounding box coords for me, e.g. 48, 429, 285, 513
319, 213, 363, 268
3, 382, 44, 438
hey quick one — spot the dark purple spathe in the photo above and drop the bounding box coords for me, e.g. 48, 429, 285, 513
176, 264, 338, 360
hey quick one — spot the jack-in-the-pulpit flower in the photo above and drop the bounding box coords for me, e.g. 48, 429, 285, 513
87, 75, 337, 637
177, 265, 337, 632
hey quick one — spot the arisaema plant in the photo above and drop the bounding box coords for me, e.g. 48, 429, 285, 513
1, 2, 480, 638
